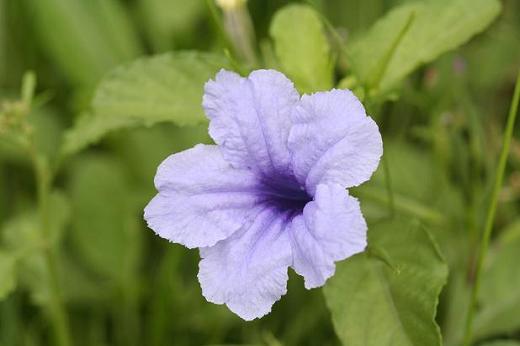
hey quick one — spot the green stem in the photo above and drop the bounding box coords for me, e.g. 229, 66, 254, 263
29, 149, 71, 346
369, 103, 395, 218
205, 0, 234, 56
149, 249, 179, 346
16, 71, 71, 346
462, 71, 520, 346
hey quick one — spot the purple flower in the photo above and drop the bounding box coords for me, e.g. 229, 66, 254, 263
144, 69, 382, 320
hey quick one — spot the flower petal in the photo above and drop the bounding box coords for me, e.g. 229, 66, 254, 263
288, 89, 382, 194
198, 207, 293, 320
144, 144, 261, 249
203, 69, 299, 175
289, 184, 367, 289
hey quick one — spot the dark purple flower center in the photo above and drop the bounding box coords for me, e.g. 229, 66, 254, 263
258, 174, 312, 216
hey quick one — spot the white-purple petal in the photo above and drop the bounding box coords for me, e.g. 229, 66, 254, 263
289, 184, 367, 289
288, 89, 383, 194
203, 69, 299, 175
198, 207, 293, 320
145, 69, 382, 321
144, 144, 261, 248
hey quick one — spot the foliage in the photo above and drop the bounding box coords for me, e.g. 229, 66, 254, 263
270, 4, 333, 93
1, 0, 520, 345
347, 0, 501, 96
62, 52, 229, 156
324, 218, 448, 346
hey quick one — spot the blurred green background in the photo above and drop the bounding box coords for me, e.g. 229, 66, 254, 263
1, 0, 520, 345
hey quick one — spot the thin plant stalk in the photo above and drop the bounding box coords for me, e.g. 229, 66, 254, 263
216, 0, 258, 67
206, 0, 233, 50
31, 154, 71, 346
21, 72, 72, 346
462, 70, 520, 346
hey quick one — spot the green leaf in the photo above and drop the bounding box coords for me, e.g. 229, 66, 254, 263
107, 123, 209, 186
348, 0, 501, 94
68, 155, 141, 282
270, 4, 333, 93
25, 0, 142, 86
324, 218, 448, 346
0, 250, 17, 300
61, 51, 229, 156
473, 221, 520, 339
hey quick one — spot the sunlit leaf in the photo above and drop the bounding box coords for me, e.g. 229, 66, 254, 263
348, 0, 501, 94
270, 4, 333, 93
61, 51, 229, 156
324, 218, 448, 346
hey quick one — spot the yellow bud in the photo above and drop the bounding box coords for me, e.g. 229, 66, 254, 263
215, 0, 246, 11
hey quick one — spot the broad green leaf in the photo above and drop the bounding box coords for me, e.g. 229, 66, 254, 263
25, 0, 141, 86
138, 0, 204, 52
61, 51, 229, 156
270, 4, 333, 93
0, 250, 17, 300
348, 0, 501, 94
473, 221, 520, 339
107, 123, 209, 186
68, 155, 141, 281
324, 218, 448, 346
